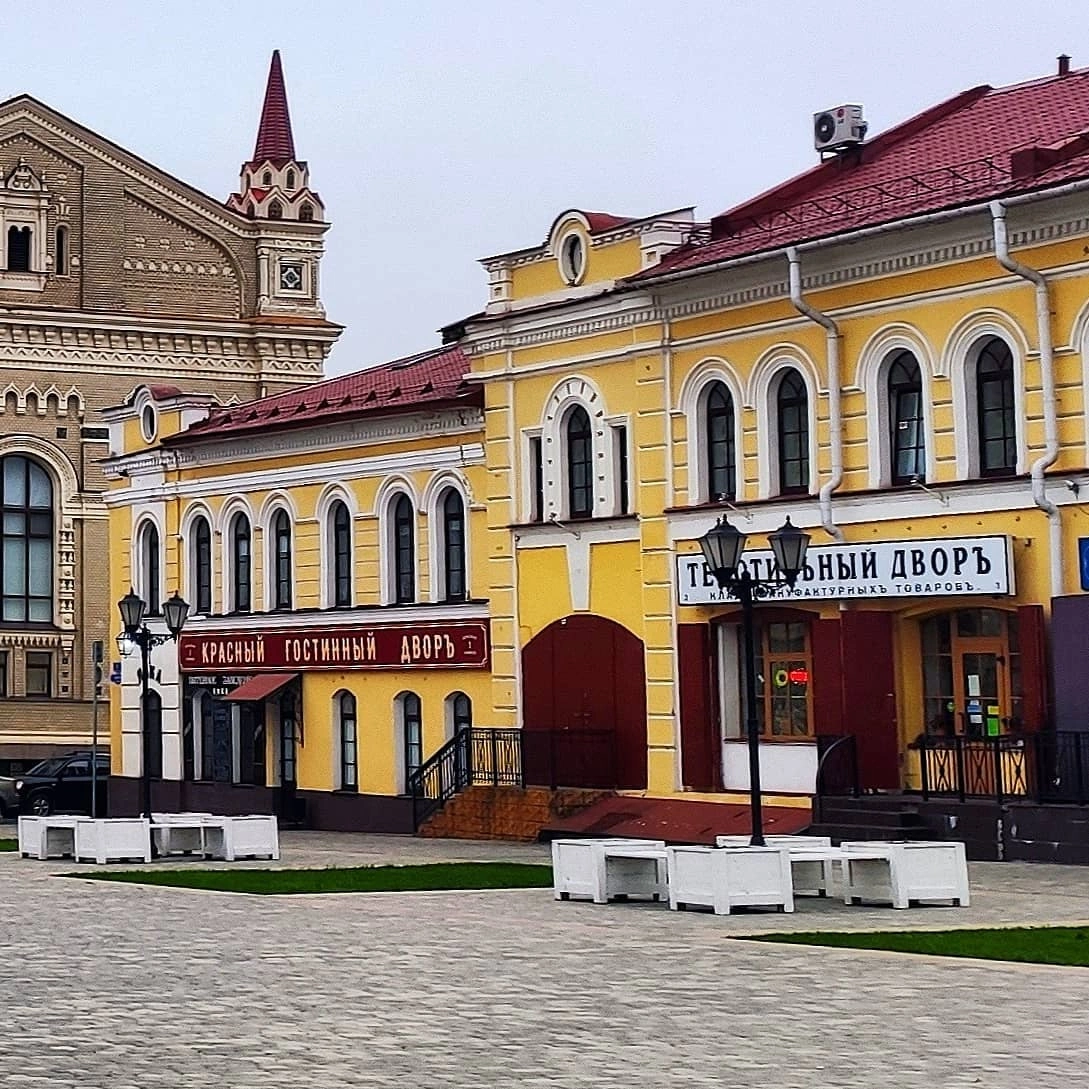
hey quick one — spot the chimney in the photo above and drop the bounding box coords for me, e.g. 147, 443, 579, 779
1058, 54, 1071, 76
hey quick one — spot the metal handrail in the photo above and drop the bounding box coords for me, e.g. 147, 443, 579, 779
813, 734, 859, 825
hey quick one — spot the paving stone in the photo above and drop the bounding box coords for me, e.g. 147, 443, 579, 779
2, 830, 1088, 1087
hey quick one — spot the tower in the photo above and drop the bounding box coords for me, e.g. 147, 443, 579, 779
228, 50, 327, 318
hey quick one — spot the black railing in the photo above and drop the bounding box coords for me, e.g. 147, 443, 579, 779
408, 727, 524, 830
813, 734, 859, 825
917, 731, 1089, 804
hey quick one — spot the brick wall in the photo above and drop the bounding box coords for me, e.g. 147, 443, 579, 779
419, 786, 611, 842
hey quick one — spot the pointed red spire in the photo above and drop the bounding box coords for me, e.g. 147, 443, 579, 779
252, 50, 296, 164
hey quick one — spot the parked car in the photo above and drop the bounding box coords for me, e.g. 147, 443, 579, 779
0, 775, 17, 819
15, 752, 110, 816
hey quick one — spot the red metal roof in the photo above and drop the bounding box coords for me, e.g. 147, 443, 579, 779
167, 344, 478, 445
252, 50, 295, 165
583, 211, 634, 233
636, 66, 1089, 279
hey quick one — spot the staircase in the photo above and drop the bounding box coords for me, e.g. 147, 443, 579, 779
808, 794, 931, 843
418, 785, 609, 842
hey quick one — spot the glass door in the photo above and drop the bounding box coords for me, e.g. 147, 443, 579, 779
958, 641, 1006, 738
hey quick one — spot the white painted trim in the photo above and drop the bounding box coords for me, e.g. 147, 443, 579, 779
426, 475, 472, 604
181, 600, 489, 633
264, 505, 296, 612
541, 374, 613, 520
218, 502, 255, 614
315, 484, 357, 610
752, 356, 820, 500
376, 482, 419, 606
676, 360, 745, 504
131, 511, 165, 611
179, 501, 216, 617
105, 444, 486, 507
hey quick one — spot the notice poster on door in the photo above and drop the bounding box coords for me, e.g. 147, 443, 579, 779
967, 674, 981, 697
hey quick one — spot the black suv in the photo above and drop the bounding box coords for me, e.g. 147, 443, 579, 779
15, 752, 110, 816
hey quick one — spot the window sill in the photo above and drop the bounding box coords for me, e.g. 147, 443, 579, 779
509, 513, 639, 532
0, 271, 46, 292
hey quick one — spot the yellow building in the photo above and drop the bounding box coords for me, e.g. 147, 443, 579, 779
104, 62, 1089, 857
104, 346, 490, 830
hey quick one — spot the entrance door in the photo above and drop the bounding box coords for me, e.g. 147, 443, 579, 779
958, 642, 1007, 738
278, 689, 298, 818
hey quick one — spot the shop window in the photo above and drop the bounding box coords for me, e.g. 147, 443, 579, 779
704, 381, 736, 501
231, 514, 252, 613
238, 704, 266, 786
566, 406, 593, 519
279, 689, 298, 787
25, 651, 52, 697
393, 494, 415, 604
888, 351, 926, 484
974, 338, 1017, 477
338, 690, 358, 791
271, 509, 292, 610
1, 454, 53, 623
182, 692, 198, 781
400, 692, 423, 787
921, 609, 1022, 736
440, 490, 466, 603
144, 690, 163, 779
776, 370, 809, 495
754, 622, 812, 737
192, 516, 212, 614
330, 500, 352, 607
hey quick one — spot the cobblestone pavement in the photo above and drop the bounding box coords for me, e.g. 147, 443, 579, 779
3, 831, 1089, 1088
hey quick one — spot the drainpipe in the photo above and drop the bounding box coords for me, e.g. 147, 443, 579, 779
990, 201, 1062, 599
787, 246, 844, 542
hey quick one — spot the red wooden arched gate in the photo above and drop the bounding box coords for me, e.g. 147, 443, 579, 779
521, 614, 647, 790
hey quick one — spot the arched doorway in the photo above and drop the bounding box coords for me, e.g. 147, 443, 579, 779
521, 614, 647, 789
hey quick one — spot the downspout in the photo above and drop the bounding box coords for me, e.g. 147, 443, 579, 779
787, 247, 844, 542
990, 201, 1062, 599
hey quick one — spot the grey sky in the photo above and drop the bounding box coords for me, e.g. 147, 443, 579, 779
3, 1, 1087, 375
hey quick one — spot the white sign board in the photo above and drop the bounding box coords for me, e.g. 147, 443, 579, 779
676, 535, 1013, 605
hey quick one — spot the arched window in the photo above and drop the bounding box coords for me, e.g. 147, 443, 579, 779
272, 509, 292, 610
268, 199, 283, 220
338, 691, 357, 791
975, 338, 1017, 477
0, 455, 52, 623
7, 226, 31, 272
299, 203, 314, 223
776, 369, 809, 495
566, 406, 593, 518
331, 500, 352, 607
192, 516, 212, 614
400, 692, 423, 787
393, 494, 415, 604
441, 490, 466, 602
245, 202, 255, 218
888, 351, 926, 484
55, 226, 68, 275
140, 522, 161, 616
704, 381, 736, 501
144, 690, 163, 779
262, 170, 272, 186
286, 169, 296, 190
230, 513, 251, 613
451, 691, 472, 734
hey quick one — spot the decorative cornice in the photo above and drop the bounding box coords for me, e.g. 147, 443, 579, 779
184, 600, 489, 633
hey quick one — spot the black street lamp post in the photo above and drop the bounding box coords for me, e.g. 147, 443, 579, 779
117, 588, 190, 821
698, 516, 811, 846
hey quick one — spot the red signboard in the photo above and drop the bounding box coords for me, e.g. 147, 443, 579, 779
178, 620, 490, 673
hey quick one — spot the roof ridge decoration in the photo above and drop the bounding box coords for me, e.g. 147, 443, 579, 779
253, 50, 296, 164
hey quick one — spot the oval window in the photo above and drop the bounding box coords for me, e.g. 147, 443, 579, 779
140, 403, 157, 442
559, 233, 586, 285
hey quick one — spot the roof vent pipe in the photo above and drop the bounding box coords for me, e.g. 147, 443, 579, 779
787, 246, 844, 543
1058, 54, 1071, 76
990, 200, 1062, 598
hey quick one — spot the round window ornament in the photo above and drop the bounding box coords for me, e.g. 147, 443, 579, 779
140, 403, 157, 442
558, 232, 586, 285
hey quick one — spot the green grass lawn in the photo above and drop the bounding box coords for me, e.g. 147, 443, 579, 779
745, 926, 1089, 967
0, 838, 16, 852
70, 861, 554, 895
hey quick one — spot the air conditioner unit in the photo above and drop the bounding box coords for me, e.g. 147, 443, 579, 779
813, 105, 867, 152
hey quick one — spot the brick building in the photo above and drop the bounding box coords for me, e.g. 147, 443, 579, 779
0, 51, 339, 773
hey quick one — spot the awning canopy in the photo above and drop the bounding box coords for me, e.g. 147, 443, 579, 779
221, 672, 299, 703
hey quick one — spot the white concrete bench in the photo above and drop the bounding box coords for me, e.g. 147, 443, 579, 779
840, 841, 970, 909
667, 845, 794, 916
151, 812, 215, 856
715, 835, 835, 896
202, 815, 280, 862
18, 815, 84, 860
552, 838, 667, 904
74, 818, 152, 864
